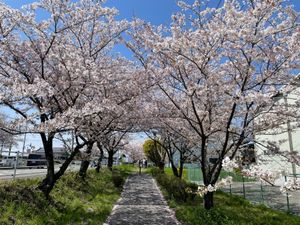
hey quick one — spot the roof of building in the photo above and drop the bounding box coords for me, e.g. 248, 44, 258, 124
33, 147, 69, 156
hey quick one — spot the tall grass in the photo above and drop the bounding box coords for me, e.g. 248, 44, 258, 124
169, 191, 300, 225
150, 167, 300, 225
0, 167, 130, 225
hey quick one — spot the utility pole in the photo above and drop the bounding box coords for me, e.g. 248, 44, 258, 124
22, 132, 27, 158
284, 96, 297, 176
0, 142, 4, 156
8, 142, 12, 156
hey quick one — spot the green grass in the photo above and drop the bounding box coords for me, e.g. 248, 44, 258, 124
0, 167, 132, 225
113, 163, 137, 174
164, 167, 188, 180
168, 192, 300, 225
152, 171, 300, 225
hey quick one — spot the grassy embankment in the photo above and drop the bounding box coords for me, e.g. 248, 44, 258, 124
151, 167, 300, 225
0, 165, 135, 225
169, 191, 300, 225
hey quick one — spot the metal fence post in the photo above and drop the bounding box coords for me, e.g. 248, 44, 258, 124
189, 166, 191, 181
13, 151, 19, 179
260, 180, 264, 204
242, 175, 246, 199
193, 166, 195, 181
230, 184, 232, 195
285, 175, 290, 212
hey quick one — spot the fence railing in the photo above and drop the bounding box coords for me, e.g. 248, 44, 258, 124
187, 164, 300, 215
0, 150, 80, 180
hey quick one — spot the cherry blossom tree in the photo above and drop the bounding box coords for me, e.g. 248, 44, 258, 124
73, 58, 144, 177
124, 141, 144, 163
135, 86, 202, 177
145, 127, 195, 178
129, 0, 299, 209
75, 102, 135, 178
0, 0, 130, 196
0, 113, 19, 155
102, 130, 130, 170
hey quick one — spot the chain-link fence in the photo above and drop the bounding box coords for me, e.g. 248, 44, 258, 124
187, 164, 300, 215
186, 163, 203, 184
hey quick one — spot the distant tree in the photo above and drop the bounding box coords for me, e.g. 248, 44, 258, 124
95, 141, 104, 173
0, 114, 19, 156
102, 131, 129, 170
124, 141, 144, 163
159, 132, 194, 179
143, 139, 166, 170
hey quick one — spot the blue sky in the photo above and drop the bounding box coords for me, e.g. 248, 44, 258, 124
3, 0, 300, 21
107, 0, 300, 23
2, 0, 300, 152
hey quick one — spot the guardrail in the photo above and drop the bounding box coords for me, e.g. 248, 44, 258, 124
0, 150, 82, 180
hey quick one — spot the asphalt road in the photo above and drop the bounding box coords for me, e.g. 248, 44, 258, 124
0, 164, 80, 180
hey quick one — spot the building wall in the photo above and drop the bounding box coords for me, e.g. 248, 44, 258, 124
255, 89, 300, 176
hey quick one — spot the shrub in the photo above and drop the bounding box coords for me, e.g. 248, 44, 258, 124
155, 173, 169, 187
155, 173, 194, 202
150, 167, 164, 177
151, 167, 199, 202
112, 173, 124, 188
186, 182, 198, 201
168, 177, 188, 202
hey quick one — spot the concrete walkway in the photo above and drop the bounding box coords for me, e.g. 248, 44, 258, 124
104, 173, 181, 225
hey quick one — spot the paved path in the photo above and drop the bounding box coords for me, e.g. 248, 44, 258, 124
104, 173, 181, 225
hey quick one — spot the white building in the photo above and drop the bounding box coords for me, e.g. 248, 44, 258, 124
255, 87, 300, 177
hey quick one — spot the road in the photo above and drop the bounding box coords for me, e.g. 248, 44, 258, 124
0, 164, 80, 180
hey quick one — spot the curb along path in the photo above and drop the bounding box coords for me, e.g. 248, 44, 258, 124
104, 173, 181, 225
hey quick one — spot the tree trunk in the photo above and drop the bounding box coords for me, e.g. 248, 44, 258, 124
79, 161, 90, 179
170, 160, 179, 177
95, 155, 103, 173
95, 142, 104, 173
38, 140, 84, 197
55, 144, 83, 178
107, 150, 114, 170
158, 161, 165, 171
79, 141, 94, 179
204, 191, 214, 210
38, 177, 55, 199
38, 133, 55, 198
178, 159, 184, 179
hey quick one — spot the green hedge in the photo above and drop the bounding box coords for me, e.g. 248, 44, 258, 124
151, 167, 198, 202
